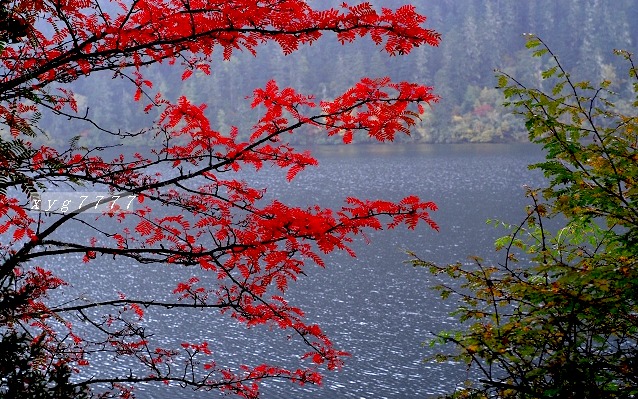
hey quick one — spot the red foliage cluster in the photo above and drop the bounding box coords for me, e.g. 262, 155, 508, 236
0, 1, 440, 397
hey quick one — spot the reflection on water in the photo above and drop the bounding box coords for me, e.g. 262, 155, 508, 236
46, 144, 546, 398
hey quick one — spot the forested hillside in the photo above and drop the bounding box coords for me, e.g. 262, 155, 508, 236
39, 0, 638, 145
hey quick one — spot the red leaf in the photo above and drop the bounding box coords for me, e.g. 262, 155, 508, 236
130, 303, 144, 318
13, 228, 26, 242
135, 219, 154, 236
312, 353, 324, 364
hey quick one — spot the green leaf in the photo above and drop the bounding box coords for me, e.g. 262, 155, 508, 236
552, 81, 566, 96
533, 48, 549, 58
525, 38, 541, 49
497, 75, 508, 88
541, 66, 558, 79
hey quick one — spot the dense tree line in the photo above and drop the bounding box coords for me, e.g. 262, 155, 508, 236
33, 0, 636, 146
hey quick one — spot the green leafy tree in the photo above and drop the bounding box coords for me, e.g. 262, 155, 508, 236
411, 36, 638, 398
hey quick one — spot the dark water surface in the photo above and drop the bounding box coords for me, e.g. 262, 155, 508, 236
49, 143, 546, 398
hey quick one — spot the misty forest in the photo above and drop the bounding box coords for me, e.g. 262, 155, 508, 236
39, 0, 638, 146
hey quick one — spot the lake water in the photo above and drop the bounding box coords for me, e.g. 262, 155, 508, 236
48, 143, 547, 398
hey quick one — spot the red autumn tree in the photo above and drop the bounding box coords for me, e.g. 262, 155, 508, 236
0, 1, 440, 397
